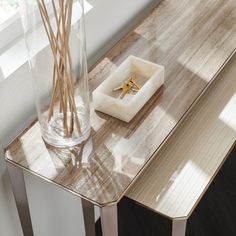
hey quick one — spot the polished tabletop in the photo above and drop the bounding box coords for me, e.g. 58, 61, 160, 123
127, 52, 236, 219
5, 0, 236, 207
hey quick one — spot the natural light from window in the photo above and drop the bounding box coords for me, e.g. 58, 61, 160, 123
0, 0, 19, 25
219, 92, 236, 132
0, 0, 93, 82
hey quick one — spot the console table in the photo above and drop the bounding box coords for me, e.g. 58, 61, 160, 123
4, 0, 236, 235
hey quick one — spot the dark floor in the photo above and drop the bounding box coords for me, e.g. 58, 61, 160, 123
96, 145, 236, 236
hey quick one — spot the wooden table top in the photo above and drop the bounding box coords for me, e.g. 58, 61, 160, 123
127, 53, 236, 219
5, 0, 236, 207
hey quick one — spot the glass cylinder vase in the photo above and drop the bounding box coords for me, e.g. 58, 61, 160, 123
21, 0, 90, 147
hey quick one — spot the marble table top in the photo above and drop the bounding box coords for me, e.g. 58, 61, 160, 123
127, 52, 236, 219
5, 0, 236, 206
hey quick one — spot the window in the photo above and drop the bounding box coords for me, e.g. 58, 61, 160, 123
0, 0, 93, 81
0, 0, 19, 25
0, 0, 22, 54
0, 1, 24, 81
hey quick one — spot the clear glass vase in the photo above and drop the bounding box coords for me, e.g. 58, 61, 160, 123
21, 0, 90, 147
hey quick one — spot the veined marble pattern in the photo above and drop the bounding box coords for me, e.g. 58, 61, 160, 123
5, 0, 236, 206
127, 52, 236, 218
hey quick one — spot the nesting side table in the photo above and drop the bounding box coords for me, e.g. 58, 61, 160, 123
127, 52, 236, 236
4, 0, 236, 235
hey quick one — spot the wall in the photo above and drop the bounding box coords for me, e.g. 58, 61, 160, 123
0, 1, 160, 235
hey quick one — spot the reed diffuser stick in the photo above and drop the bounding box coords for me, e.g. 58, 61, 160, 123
37, 0, 81, 137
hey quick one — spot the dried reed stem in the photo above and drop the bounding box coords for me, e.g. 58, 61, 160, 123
37, 0, 81, 137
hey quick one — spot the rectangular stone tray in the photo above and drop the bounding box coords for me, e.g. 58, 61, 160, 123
93, 55, 164, 122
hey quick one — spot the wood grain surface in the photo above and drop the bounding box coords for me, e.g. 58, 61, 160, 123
127, 53, 236, 219
5, 0, 236, 206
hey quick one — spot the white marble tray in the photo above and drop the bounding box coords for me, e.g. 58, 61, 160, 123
93, 55, 164, 122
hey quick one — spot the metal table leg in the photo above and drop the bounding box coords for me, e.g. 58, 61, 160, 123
7, 162, 34, 236
81, 199, 96, 236
172, 218, 187, 236
100, 204, 118, 236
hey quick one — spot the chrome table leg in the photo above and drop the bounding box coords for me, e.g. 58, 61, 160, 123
100, 204, 118, 236
81, 198, 96, 236
7, 162, 34, 236
172, 218, 187, 236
